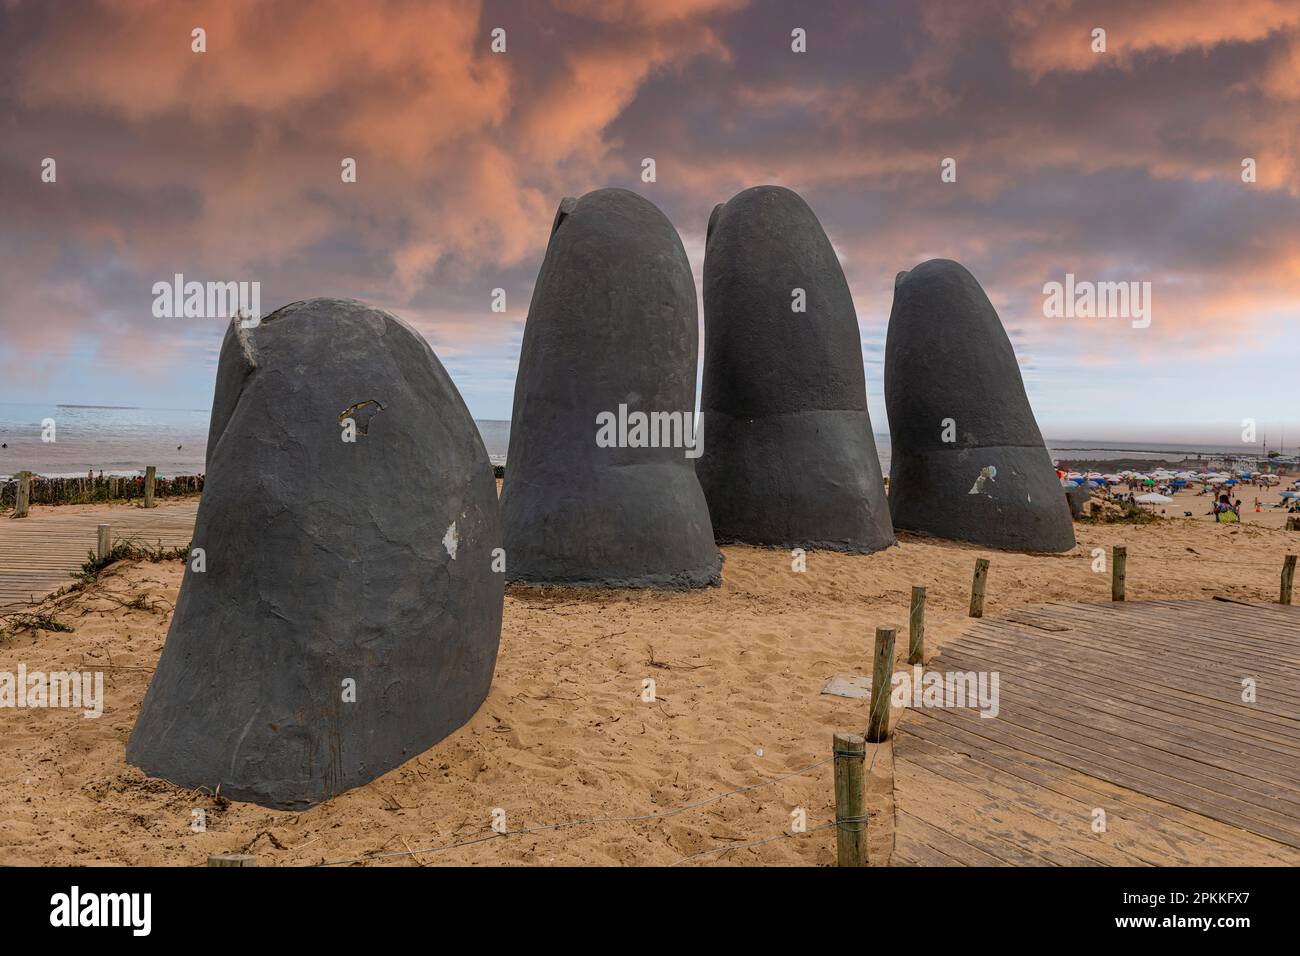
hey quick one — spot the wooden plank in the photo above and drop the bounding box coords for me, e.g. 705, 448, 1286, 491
897, 761, 1121, 865
956, 628, 1300, 727
1052, 598, 1300, 650
977, 605, 1300, 675
896, 739, 1149, 866
958, 639, 1300, 746
898, 716, 1300, 865
961, 621, 1300, 723
933, 644, 1300, 775
892, 837, 964, 867
922, 704, 1300, 848
0, 501, 197, 608
936, 649, 1300, 800
1048, 600, 1300, 665
1000, 612, 1070, 632
889, 599, 1300, 858
1060, 600, 1300, 653
894, 810, 1010, 866
901, 713, 1300, 863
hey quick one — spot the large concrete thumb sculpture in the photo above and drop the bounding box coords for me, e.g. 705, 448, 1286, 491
127, 298, 503, 809
885, 259, 1075, 552
697, 185, 894, 552
501, 188, 722, 587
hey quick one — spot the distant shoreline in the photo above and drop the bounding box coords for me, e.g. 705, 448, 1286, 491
5, 450, 1296, 483
1053, 455, 1295, 473
3, 400, 1296, 479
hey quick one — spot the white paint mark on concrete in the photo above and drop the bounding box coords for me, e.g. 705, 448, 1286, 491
968, 465, 997, 495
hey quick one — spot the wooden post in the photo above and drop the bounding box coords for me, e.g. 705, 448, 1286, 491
12, 471, 32, 518
832, 732, 866, 868
1112, 545, 1127, 602
97, 524, 112, 561
207, 854, 257, 867
143, 466, 156, 508
866, 626, 896, 743
969, 558, 990, 618
1282, 555, 1297, 607
908, 586, 926, 665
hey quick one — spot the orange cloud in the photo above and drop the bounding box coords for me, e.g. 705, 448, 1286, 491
999, 0, 1300, 78
2, 0, 1298, 414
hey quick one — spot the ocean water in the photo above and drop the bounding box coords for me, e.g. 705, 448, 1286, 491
0, 403, 513, 479
0, 403, 211, 479
0, 402, 1271, 480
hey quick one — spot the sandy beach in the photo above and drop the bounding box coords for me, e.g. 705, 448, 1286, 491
1, 481, 1295, 867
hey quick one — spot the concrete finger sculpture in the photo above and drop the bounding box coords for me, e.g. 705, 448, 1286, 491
127, 298, 503, 809
885, 259, 1075, 552
697, 185, 894, 552
501, 188, 722, 587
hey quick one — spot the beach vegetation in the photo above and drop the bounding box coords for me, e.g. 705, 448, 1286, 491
1078, 502, 1161, 525
73, 539, 192, 584
0, 612, 74, 641
0, 474, 203, 511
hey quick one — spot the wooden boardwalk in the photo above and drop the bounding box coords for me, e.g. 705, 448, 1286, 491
892, 600, 1300, 866
0, 501, 199, 608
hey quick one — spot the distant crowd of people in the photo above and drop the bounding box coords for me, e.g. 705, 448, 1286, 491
1057, 464, 1300, 520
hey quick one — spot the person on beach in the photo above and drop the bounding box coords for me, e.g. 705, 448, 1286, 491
1211, 493, 1240, 523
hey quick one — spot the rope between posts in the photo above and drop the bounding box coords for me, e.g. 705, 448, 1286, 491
669, 821, 838, 866
313, 754, 835, 867
831, 670, 892, 834
664, 676, 895, 866
313, 649, 897, 868
676, 724, 889, 866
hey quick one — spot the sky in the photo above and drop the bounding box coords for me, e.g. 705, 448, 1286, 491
2, 0, 1298, 449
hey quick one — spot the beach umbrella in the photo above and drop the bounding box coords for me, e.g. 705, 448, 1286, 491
1281, 491, 1300, 499
1135, 492, 1172, 504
